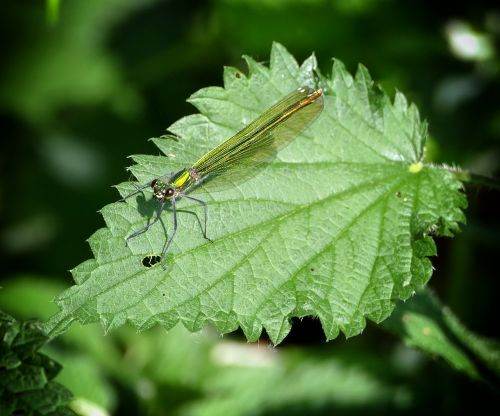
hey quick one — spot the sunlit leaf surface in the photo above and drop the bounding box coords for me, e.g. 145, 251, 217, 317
45, 43, 466, 344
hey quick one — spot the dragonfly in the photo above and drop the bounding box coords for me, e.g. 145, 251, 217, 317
122, 86, 324, 264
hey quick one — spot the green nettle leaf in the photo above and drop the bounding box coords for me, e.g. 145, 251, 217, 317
384, 288, 500, 381
45, 43, 466, 344
187, 348, 412, 416
0, 311, 75, 415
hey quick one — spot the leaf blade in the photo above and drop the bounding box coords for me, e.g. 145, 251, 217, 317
45, 43, 466, 344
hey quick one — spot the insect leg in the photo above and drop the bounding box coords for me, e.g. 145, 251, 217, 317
120, 182, 152, 202
183, 195, 212, 242
126, 201, 166, 244
160, 196, 178, 261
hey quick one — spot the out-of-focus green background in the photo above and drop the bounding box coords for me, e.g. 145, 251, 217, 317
1, 1, 499, 414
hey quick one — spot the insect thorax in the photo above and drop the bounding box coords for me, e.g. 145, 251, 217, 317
171, 167, 202, 190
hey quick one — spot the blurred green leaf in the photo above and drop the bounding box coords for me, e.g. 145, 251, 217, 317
1, 0, 149, 124
384, 288, 500, 382
0, 276, 120, 367
0, 276, 65, 320
0, 276, 122, 413
120, 324, 214, 388
45, 43, 465, 345
50, 352, 115, 412
0, 311, 75, 415
0, 275, 214, 413
182, 344, 412, 416
46, 0, 60, 25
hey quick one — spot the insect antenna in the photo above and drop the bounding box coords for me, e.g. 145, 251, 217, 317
119, 181, 152, 202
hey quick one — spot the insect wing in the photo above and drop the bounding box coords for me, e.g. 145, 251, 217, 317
191, 87, 323, 193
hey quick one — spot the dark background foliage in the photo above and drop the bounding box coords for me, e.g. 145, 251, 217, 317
1, 0, 499, 414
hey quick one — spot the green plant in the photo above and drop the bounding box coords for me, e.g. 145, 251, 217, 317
0, 311, 75, 415
3, 40, 499, 414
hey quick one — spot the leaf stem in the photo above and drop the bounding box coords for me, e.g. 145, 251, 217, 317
442, 167, 500, 191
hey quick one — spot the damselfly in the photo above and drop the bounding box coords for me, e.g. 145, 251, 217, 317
122, 86, 324, 263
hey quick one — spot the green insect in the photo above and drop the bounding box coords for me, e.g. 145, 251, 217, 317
122, 86, 324, 264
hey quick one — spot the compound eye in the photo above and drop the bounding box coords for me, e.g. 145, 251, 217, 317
166, 188, 174, 197
151, 179, 158, 188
